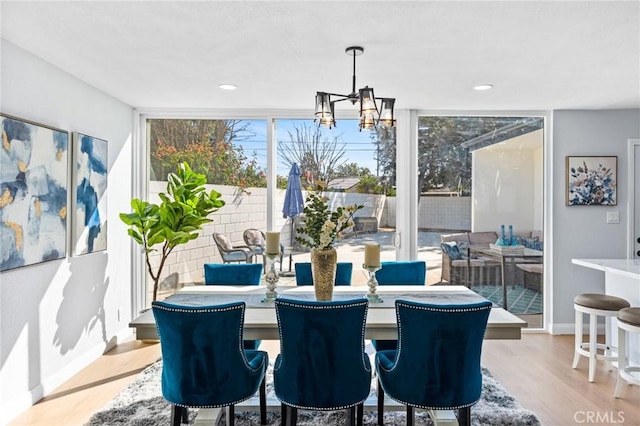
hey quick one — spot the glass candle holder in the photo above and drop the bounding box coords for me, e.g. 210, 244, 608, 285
262, 253, 279, 302
363, 264, 383, 303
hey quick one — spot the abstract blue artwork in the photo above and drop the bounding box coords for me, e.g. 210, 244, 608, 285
566, 156, 617, 206
0, 114, 69, 272
73, 132, 108, 255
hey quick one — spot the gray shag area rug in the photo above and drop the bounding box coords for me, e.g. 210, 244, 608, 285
86, 361, 540, 425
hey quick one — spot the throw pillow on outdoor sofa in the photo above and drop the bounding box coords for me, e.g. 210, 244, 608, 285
440, 241, 468, 260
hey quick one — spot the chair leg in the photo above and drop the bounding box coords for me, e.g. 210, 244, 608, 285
287, 405, 297, 426
226, 404, 235, 426
281, 403, 287, 426
588, 310, 597, 382
615, 326, 627, 398
170, 405, 183, 426
356, 402, 364, 426
377, 379, 385, 426
457, 407, 471, 426
347, 406, 356, 426
406, 405, 414, 426
260, 377, 267, 425
572, 308, 582, 369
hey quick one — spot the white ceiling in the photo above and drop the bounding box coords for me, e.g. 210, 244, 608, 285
1, 1, 639, 112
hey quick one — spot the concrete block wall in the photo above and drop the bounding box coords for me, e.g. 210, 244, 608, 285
146, 183, 386, 287
419, 196, 471, 231
382, 196, 471, 231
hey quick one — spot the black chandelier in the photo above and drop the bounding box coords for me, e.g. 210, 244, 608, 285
314, 46, 396, 131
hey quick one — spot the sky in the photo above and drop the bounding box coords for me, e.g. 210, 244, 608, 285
235, 119, 380, 178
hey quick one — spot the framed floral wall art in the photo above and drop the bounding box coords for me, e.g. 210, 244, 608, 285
566, 155, 617, 206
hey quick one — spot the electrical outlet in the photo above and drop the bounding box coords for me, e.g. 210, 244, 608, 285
606, 211, 620, 224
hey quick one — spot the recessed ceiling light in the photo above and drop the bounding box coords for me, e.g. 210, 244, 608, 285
473, 84, 494, 91
218, 84, 237, 90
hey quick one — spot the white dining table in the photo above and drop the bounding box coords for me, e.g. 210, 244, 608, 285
130, 284, 527, 341
129, 284, 527, 426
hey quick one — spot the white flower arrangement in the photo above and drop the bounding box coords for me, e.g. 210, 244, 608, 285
296, 186, 363, 251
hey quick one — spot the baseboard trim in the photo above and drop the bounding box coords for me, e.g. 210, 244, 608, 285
551, 323, 606, 335
4, 328, 134, 423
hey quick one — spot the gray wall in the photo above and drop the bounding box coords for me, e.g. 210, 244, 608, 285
551, 109, 639, 331
0, 40, 134, 419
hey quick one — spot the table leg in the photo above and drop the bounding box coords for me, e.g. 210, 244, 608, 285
501, 259, 508, 310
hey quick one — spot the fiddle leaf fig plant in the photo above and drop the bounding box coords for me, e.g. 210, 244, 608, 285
120, 162, 225, 301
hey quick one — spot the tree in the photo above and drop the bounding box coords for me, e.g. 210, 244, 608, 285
278, 123, 348, 187
356, 175, 384, 194
335, 162, 372, 178
149, 119, 266, 189
119, 162, 225, 301
371, 126, 396, 194
417, 117, 472, 197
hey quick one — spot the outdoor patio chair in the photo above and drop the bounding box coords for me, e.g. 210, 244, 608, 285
212, 232, 253, 264
242, 228, 284, 272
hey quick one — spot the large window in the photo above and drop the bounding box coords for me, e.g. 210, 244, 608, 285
275, 119, 396, 283
417, 115, 545, 326
149, 119, 267, 188
140, 117, 396, 300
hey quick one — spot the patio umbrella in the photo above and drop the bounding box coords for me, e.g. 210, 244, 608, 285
281, 163, 304, 275
283, 163, 304, 219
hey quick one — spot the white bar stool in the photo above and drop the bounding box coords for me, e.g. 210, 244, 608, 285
614, 307, 640, 397
572, 293, 630, 382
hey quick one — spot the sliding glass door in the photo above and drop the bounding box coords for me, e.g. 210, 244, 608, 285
416, 114, 545, 326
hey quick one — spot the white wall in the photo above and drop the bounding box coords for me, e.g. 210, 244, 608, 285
551, 109, 639, 330
472, 130, 543, 234
0, 40, 134, 420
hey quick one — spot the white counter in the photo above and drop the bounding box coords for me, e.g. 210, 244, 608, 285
572, 259, 640, 280
572, 258, 640, 365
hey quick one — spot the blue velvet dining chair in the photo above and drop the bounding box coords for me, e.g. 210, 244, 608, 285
375, 260, 426, 286
273, 298, 371, 426
152, 301, 269, 426
371, 260, 426, 352
294, 262, 353, 286
204, 263, 263, 350
375, 300, 492, 426
204, 263, 263, 286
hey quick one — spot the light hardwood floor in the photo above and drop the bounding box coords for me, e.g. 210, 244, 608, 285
9, 334, 640, 426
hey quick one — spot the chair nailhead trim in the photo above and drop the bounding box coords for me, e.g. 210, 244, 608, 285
383, 393, 479, 411
274, 299, 372, 395
279, 397, 368, 412
153, 301, 265, 376
387, 301, 491, 373
170, 390, 257, 409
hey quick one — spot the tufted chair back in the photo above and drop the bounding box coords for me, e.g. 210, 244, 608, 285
204, 263, 263, 286
274, 298, 371, 426
152, 301, 269, 426
375, 300, 492, 426
375, 260, 426, 285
